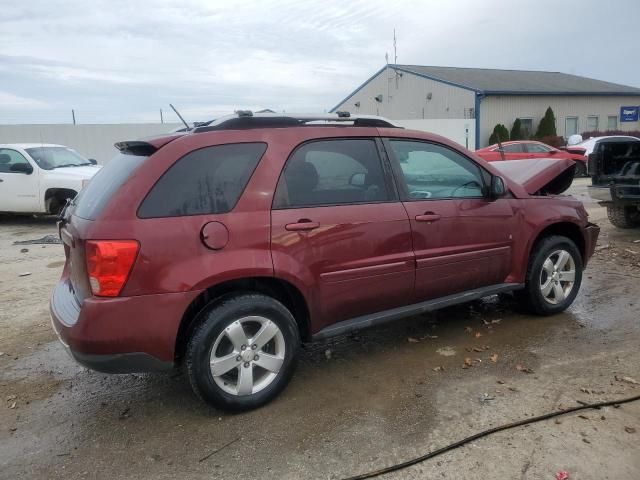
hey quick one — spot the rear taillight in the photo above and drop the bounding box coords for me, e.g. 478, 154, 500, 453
85, 240, 139, 297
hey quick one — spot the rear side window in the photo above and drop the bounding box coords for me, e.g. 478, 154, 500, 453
138, 143, 266, 218
74, 153, 147, 220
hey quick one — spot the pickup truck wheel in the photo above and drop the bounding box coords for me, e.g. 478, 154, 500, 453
516, 235, 583, 316
606, 205, 639, 229
186, 293, 300, 411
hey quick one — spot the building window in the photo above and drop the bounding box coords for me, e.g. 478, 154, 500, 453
607, 115, 618, 131
565, 117, 578, 137
587, 116, 599, 132
518, 118, 533, 138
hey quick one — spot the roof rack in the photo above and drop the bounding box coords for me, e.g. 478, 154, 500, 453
191, 112, 400, 133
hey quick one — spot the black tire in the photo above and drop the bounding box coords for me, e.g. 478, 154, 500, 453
607, 205, 639, 229
574, 161, 587, 177
515, 235, 583, 316
186, 293, 300, 411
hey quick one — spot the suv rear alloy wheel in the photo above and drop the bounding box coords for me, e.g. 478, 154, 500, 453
517, 235, 583, 315
606, 205, 640, 229
186, 293, 300, 411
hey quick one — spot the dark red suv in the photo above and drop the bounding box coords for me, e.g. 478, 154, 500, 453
51, 112, 599, 410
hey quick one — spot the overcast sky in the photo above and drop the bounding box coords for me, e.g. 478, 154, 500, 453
1, 0, 639, 124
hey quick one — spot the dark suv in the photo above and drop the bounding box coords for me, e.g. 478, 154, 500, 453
51, 112, 599, 410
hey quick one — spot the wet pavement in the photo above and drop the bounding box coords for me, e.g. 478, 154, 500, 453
1, 181, 639, 479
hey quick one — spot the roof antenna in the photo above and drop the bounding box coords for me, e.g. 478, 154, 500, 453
169, 103, 189, 130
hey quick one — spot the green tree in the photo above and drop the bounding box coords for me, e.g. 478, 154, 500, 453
535, 107, 557, 138
488, 123, 510, 144
510, 118, 523, 140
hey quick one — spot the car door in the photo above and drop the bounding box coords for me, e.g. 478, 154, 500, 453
383, 138, 517, 303
270, 138, 415, 332
501, 143, 530, 160
0, 148, 40, 212
524, 142, 553, 158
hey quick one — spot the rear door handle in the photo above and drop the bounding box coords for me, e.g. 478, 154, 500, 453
415, 213, 441, 222
285, 219, 320, 231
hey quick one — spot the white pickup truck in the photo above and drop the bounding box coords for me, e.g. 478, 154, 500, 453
0, 143, 101, 215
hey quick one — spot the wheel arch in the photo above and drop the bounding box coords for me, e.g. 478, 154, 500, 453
528, 221, 586, 263
174, 276, 311, 363
44, 188, 77, 214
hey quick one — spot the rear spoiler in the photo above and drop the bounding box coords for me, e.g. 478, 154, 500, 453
114, 133, 184, 156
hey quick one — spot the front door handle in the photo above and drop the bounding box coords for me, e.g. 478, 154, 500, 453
415, 213, 441, 222
285, 219, 320, 231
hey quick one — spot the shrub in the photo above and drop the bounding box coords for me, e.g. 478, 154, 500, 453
535, 107, 557, 138
539, 135, 565, 148
510, 119, 524, 141
488, 124, 510, 144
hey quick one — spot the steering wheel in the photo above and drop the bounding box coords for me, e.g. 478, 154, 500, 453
451, 180, 482, 197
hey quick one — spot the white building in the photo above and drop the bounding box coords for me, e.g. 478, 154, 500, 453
330, 65, 640, 148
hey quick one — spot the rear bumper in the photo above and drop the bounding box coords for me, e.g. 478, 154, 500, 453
50, 278, 201, 373
583, 222, 600, 266
589, 184, 640, 204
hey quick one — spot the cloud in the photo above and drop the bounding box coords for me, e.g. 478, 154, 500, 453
0, 0, 638, 124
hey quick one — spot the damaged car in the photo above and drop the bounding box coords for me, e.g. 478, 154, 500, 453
50, 112, 599, 410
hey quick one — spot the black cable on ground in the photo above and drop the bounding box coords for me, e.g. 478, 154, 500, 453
341, 393, 640, 480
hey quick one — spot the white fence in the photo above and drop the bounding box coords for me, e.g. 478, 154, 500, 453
0, 123, 182, 164
394, 119, 476, 150
0, 119, 477, 165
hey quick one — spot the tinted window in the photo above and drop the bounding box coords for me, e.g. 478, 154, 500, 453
389, 140, 484, 200
273, 139, 390, 208
138, 143, 266, 218
74, 153, 147, 220
525, 143, 551, 153
0, 149, 30, 173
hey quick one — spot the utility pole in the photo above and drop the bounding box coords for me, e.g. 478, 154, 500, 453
160, 108, 164, 124
71, 109, 76, 125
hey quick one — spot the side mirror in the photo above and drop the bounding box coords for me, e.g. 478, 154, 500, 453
489, 176, 506, 199
10, 163, 33, 174
88, 158, 98, 165
350, 172, 365, 187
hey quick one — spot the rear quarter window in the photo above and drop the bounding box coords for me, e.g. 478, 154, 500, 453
138, 142, 266, 218
74, 153, 147, 220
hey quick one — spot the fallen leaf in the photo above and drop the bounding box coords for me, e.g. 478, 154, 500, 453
407, 337, 420, 343
432, 366, 443, 372
475, 332, 482, 338
578, 415, 589, 420
496, 380, 505, 384
625, 426, 636, 434
490, 354, 498, 363
472, 347, 484, 352
516, 364, 534, 374
9, 402, 16, 409
580, 388, 591, 394
463, 357, 474, 368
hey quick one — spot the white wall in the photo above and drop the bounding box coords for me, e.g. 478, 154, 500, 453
395, 119, 476, 150
0, 123, 182, 164
332, 67, 475, 120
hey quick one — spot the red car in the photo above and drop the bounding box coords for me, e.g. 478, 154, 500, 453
476, 140, 588, 176
51, 113, 599, 410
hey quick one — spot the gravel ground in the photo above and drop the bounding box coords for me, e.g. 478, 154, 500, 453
1, 178, 639, 480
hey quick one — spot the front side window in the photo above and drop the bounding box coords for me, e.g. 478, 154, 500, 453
525, 143, 551, 153
388, 140, 484, 200
25, 146, 91, 170
273, 139, 391, 208
0, 149, 31, 173
138, 143, 266, 218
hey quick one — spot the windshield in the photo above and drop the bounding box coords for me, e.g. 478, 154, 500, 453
25, 146, 91, 170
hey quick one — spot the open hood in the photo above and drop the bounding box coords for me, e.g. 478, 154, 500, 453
491, 158, 576, 195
